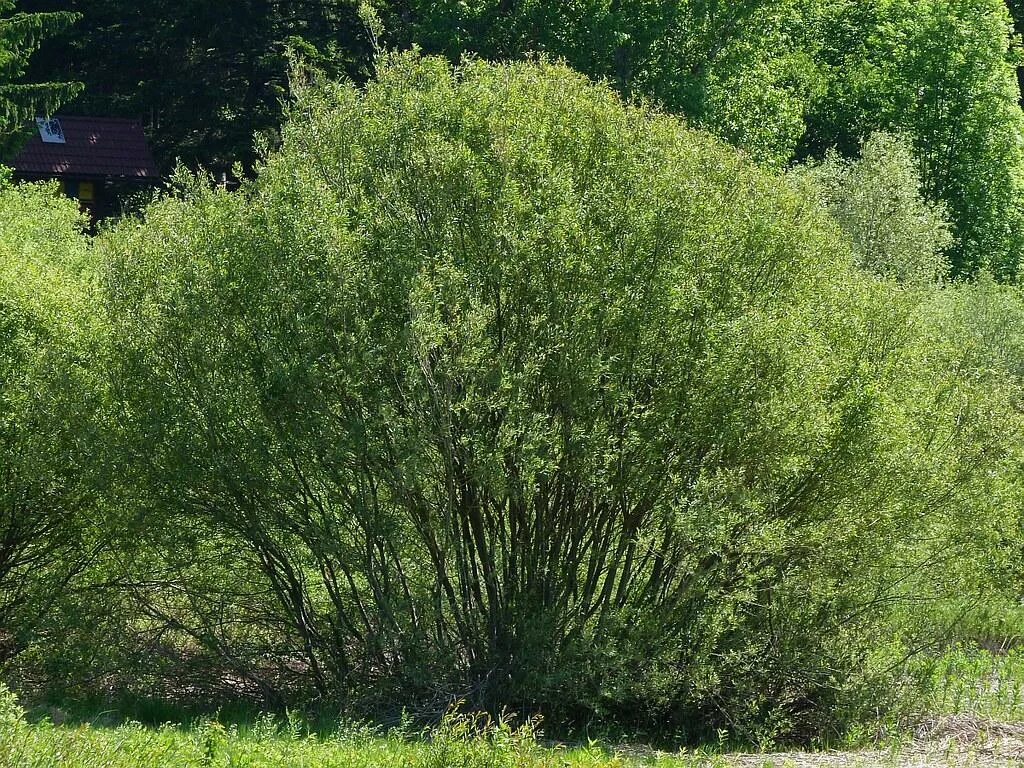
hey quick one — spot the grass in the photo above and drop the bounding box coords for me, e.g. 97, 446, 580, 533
7, 645, 1024, 768
8, 713, 1024, 768
914, 646, 1024, 721
1, 702, 694, 768
4, 710, 1022, 768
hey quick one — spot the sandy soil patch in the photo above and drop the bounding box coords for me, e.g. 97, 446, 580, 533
716, 715, 1024, 768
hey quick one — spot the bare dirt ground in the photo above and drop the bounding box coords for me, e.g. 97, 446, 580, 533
717, 715, 1024, 767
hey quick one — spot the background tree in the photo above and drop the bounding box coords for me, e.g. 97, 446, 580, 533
0, 0, 79, 135
794, 132, 952, 285
383, 0, 824, 165
802, 0, 1024, 277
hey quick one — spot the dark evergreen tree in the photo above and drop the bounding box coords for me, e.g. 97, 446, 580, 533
20, 0, 376, 173
0, 0, 79, 133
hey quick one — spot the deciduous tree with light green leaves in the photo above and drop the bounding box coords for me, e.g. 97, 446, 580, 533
794, 132, 952, 285
805, 0, 1024, 277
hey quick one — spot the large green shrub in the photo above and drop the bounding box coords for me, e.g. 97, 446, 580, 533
100, 55, 1015, 739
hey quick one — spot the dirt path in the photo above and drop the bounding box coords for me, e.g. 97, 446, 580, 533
731, 717, 1024, 767
632, 716, 1024, 767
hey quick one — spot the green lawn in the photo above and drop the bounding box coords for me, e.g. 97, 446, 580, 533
7, 716, 1024, 768
9, 710, 1024, 768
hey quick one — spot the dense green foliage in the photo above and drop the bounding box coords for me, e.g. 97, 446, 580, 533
794, 132, 952, 285
0, 169, 104, 668
17, 0, 1024, 277
7, 56, 993, 740
387, 0, 1024, 276
801, 0, 1024, 276
3, 41, 1024, 743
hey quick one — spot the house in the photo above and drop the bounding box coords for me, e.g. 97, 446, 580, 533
9, 115, 160, 220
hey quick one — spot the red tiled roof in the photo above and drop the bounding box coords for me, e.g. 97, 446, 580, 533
11, 116, 159, 180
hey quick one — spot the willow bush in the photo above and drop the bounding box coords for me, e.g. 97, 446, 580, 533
99, 55, 1018, 739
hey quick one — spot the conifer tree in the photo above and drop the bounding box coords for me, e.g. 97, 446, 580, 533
0, 0, 80, 133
